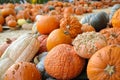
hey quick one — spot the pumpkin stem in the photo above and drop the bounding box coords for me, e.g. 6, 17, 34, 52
104, 65, 115, 76
64, 25, 70, 35
6, 38, 12, 44
110, 33, 117, 38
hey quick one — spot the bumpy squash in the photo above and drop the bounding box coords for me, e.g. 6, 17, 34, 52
0, 33, 40, 80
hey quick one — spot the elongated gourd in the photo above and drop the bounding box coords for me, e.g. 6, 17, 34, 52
0, 33, 40, 80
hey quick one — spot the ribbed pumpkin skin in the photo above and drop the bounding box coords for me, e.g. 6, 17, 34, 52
100, 28, 120, 45
112, 9, 120, 28
87, 45, 120, 80
4, 62, 42, 80
45, 44, 85, 80
0, 33, 40, 80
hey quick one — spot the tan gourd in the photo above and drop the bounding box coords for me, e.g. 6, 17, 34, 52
0, 33, 40, 80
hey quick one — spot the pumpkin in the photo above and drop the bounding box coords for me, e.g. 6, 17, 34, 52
80, 12, 109, 31
0, 33, 40, 80
81, 23, 95, 32
0, 15, 4, 25
72, 31, 107, 59
46, 29, 72, 51
38, 35, 48, 53
0, 38, 15, 57
87, 45, 120, 80
74, 6, 84, 15
111, 9, 120, 28
16, 13, 24, 20
0, 25, 3, 32
4, 62, 42, 80
64, 7, 74, 15
36, 15, 59, 34
60, 14, 82, 38
45, 44, 85, 80
17, 19, 27, 26
109, 4, 120, 19
1, 8, 16, 17
7, 20, 17, 28
5, 15, 16, 23
5, 3, 15, 9
100, 28, 120, 45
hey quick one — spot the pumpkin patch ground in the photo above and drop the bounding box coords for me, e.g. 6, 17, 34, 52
0, 1, 120, 80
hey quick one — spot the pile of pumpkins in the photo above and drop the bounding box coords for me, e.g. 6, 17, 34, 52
0, 3, 120, 80
0, 0, 120, 32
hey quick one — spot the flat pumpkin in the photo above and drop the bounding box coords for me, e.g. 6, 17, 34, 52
46, 29, 72, 51
37, 15, 59, 34
45, 44, 85, 80
87, 45, 120, 80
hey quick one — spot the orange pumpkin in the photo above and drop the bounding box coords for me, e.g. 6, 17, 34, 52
72, 32, 107, 59
0, 15, 4, 25
38, 35, 48, 53
5, 15, 16, 23
0, 25, 3, 32
4, 62, 42, 80
74, 6, 84, 15
5, 3, 15, 9
37, 15, 59, 34
16, 13, 24, 20
1, 8, 16, 17
7, 20, 17, 27
100, 28, 120, 45
81, 23, 95, 32
47, 29, 72, 51
45, 44, 85, 80
60, 14, 82, 38
87, 45, 120, 80
64, 7, 74, 15
111, 9, 120, 28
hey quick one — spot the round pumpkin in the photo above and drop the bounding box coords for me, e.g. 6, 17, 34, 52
5, 3, 15, 9
60, 14, 82, 38
5, 15, 16, 23
47, 29, 72, 51
4, 62, 42, 80
45, 44, 85, 80
111, 9, 120, 28
64, 7, 74, 15
36, 15, 59, 34
0, 15, 4, 25
74, 6, 84, 15
72, 31, 107, 59
100, 28, 120, 45
87, 45, 120, 80
7, 20, 17, 27
1, 8, 16, 17
81, 23, 95, 32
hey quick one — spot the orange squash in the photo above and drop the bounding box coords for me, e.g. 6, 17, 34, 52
87, 45, 120, 80
112, 9, 120, 28
45, 44, 85, 80
4, 62, 42, 80
37, 15, 59, 34
47, 29, 72, 51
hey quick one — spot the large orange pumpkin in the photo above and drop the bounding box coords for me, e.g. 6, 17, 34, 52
36, 15, 59, 34
87, 45, 120, 80
72, 31, 107, 59
111, 9, 120, 28
100, 28, 120, 45
45, 44, 85, 80
4, 62, 42, 80
47, 29, 72, 51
